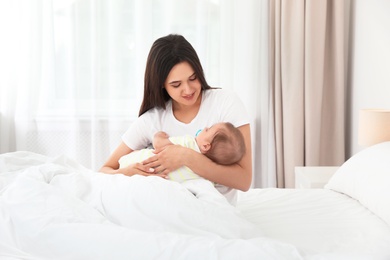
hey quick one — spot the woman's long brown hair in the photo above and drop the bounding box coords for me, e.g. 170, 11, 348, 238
138, 34, 212, 116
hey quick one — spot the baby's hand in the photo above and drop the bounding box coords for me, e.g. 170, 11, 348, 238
153, 131, 171, 150
154, 131, 169, 139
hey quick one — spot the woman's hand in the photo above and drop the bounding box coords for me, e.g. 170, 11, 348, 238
99, 141, 167, 179
142, 145, 189, 176
119, 163, 168, 179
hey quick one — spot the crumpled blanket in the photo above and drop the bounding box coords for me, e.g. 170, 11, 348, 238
0, 151, 303, 260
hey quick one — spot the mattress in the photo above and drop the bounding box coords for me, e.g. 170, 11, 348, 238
237, 188, 390, 259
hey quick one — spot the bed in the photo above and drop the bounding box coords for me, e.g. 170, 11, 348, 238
1, 142, 390, 260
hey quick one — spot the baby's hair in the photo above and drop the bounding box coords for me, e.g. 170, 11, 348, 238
205, 122, 246, 165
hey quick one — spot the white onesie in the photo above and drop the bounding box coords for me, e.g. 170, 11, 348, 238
119, 134, 231, 206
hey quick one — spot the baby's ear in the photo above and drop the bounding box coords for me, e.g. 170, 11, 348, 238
201, 143, 211, 153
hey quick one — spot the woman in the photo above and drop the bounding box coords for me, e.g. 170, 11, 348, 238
100, 34, 252, 203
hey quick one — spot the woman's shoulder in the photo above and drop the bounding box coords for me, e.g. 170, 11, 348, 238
202, 88, 249, 126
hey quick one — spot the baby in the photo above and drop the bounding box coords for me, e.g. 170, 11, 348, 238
119, 122, 246, 182
119, 122, 246, 205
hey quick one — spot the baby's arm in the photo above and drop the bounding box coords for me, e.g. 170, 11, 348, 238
153, 131, 174, 150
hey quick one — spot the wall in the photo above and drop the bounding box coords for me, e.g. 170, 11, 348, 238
347, 0, 390, 157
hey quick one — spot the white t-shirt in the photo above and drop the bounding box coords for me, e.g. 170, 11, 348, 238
122, 88, 250, 204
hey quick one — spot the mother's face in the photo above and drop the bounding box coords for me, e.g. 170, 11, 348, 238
164, 61, 202, 109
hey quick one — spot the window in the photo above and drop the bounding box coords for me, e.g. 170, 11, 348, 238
44, 0, 221, 117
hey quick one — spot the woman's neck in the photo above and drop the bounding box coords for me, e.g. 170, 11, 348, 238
172, 93, 202, 124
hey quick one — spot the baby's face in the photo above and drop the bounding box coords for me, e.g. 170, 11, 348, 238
195, 123, 225, 148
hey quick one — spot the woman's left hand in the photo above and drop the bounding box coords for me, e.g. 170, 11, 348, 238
142, 145, 188, 175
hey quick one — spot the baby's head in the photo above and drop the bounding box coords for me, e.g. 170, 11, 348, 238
195, 122, 246, 165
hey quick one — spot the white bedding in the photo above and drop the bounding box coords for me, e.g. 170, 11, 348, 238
1, 151, 390, 260
0, 151, 301, 260
237, 189, 390, 259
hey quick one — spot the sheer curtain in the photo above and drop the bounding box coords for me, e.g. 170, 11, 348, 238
0, 0, 271, 187
219, 1, 275, 188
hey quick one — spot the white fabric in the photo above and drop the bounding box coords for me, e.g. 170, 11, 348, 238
0, 151, 303, 260
237, 188, 390, 259
119, 149, 154, 167
119, 135, 230, 206
325, 141, 390, 227
169, 135, 200, 151
119, 135, 201, 182
122, 89, 249, 204
0, 1, 273, 189
122, 89, 250, 150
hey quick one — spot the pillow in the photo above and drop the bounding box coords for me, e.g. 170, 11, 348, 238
325, 141, 390, 226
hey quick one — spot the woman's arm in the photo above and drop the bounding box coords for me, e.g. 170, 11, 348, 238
99, 141, 163, 177
143, 124, 252, 191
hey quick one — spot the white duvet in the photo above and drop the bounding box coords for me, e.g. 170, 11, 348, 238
0, 151, 302, 260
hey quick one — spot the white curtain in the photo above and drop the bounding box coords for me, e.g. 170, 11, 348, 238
0, 0, 273, 188
218, 1, 275, 188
